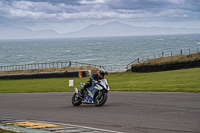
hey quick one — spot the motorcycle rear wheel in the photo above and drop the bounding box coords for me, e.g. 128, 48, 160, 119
94, 92, 107, 107
72, 93, 82, 106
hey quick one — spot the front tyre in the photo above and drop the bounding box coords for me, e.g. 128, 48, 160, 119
72, 93, 82, 106
94, 91, 107, 107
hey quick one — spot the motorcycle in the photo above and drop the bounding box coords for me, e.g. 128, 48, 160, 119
72, 79, 110, 107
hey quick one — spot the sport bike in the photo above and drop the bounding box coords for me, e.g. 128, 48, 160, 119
72, 79, 110, 107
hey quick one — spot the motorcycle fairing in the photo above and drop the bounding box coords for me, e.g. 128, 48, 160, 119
80, 79, 109, 104
80, 83, 85, 87
82, 87, 101, 104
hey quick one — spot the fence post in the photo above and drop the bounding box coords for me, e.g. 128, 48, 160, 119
138, 58, 139, 63
181, 49, 182, 55
154, 53, 156, 59
171, 51, 172, 57
69, 61, 71, 67
189, 49, 190, 54
197, 47, 199, 53
162, 52, 164, 58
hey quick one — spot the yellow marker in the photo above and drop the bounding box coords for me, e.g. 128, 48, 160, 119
2, 121, 63, 129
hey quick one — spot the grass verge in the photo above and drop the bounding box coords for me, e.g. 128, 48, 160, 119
0, 67, 200, 93
0, 128, 17, 133
133, 52, 200, 66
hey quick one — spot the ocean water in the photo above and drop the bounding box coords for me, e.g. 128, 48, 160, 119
0, 34, 200, 69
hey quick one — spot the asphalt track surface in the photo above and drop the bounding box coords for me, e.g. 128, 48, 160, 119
0, 92, 200, 133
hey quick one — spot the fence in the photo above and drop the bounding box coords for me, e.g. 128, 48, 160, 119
126, 47, 200, 70
103, 65, 127, 73
1, 47, 199, 73
126, 58, 139, 70
0, 61, 103, 72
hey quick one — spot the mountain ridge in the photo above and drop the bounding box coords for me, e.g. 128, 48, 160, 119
0, 21, 200, 39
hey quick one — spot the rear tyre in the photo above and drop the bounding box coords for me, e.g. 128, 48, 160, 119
72, 93, 82, 106
94, 91, 107, 107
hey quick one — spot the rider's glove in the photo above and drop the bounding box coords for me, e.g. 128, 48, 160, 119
93, 80, 98, 84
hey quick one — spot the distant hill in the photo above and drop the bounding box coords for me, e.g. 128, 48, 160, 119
0, 24, 60, 39
62, 21, 200, 37
0, 22, 200, 39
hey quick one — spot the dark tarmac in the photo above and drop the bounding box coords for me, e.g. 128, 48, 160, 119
0, 92, 200, 133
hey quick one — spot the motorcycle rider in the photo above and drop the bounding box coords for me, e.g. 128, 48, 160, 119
79, 68, 107, 97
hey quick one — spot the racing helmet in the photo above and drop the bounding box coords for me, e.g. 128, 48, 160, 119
97, 69, 107, 77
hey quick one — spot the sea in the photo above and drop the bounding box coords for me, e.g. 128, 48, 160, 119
0, 34, 200, 71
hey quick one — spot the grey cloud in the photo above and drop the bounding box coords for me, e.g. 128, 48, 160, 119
0, 0, 199, 25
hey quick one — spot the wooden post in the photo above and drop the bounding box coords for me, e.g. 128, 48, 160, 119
162, 52, 164, 58
69, 61, 71, 67
181, 49, 182, 55
197, 47, 199, 53
154, 53, 155, 59
189, 49, 190, 54
171, 51, 172, 57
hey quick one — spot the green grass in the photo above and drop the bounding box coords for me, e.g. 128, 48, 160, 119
0, 128, 17, 133
0, 68, 200, 93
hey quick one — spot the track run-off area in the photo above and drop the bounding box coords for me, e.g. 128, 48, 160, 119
0, 92, 200, 133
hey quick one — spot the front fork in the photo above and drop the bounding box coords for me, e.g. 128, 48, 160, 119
74, 87, 78, 94
74, 87, 83, 99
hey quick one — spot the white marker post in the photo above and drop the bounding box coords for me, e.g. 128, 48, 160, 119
69, 80, 74, 86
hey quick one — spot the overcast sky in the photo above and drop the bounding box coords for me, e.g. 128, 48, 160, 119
0, 0, 200, 33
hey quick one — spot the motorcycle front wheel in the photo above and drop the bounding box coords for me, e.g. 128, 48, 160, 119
94, 91, 107, 107
72, 93, 82, 106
